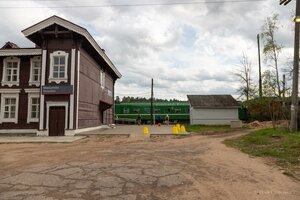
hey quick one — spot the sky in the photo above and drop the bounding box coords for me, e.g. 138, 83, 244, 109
0, 0, 296, 100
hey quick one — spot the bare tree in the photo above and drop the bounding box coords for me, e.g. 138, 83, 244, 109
261, 13, 283, 97
234, 54, 256, 101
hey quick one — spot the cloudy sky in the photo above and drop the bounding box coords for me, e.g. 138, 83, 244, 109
0, 0, 296, 100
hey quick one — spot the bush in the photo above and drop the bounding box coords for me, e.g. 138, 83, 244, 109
243, 97, 290, 122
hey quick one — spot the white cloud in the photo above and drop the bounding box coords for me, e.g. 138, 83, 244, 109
0, 0, 296, 100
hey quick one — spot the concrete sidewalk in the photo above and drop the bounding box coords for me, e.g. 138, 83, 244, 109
0, 125, 188, 143
76, 125, 189, 137
0, 136, 86, 143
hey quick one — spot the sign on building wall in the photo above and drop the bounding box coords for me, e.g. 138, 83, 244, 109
42, 85, 73, 95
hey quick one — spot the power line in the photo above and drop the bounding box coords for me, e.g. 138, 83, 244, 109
0, 0, 269, 9
0, 0, 62, 1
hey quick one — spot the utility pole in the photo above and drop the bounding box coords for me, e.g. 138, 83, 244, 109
280, 0, 300, 132
257, 34, 263, 99
150, 78, 154, 125
283, 74, 286, 98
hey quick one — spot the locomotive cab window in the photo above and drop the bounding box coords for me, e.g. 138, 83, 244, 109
174, 108, 181, 113
123, 108, 129, 114
154, 108, 160, 113
133, 108, 140, 113
144, 108, 150, 113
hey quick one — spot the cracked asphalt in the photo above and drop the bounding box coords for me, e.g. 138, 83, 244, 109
0, 129, 299, 200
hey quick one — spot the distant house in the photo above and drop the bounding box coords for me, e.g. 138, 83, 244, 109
0, 15, 121, 136
187, 95, 239, 125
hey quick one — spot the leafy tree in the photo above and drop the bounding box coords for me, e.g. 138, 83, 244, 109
115, 96, 121, 103
261, 14, 283, 97
262, 70, 277, 97
118, 96, 183, 103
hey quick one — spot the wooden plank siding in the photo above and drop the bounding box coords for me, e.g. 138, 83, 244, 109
78, 48, 114, 128
0, 55, 40, 129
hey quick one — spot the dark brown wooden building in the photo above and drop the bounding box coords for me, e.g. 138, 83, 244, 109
0, 16, 121, 136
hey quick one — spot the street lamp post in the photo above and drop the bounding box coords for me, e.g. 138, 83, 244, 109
280, 0, 300, 132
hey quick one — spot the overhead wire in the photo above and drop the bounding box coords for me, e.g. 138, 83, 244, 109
0, 0, 270, 9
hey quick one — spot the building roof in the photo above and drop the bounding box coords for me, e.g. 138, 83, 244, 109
0, 48, 41, 56
187, 95, 239, 108
117, 101, 189, 107
22, 15, 121, 78
1, 41, 20, 49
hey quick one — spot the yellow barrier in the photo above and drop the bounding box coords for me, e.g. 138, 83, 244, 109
143, 127, 149, 135
180, 125, 186, 133
176, 124, 180, 132
172, 126, 179, 135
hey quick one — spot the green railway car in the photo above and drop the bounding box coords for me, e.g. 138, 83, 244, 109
114, 102, 190, 124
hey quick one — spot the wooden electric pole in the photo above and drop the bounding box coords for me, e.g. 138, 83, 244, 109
283, 74, 286, 98
257, 34, 263, 99
150, 78, 154, 125
280, 0, 300, 132
291, 0, 300, 132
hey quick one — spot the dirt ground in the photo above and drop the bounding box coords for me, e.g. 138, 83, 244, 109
0, 131, 299, 200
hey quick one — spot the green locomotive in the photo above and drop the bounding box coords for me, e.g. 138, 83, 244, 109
114, 102, 190, 124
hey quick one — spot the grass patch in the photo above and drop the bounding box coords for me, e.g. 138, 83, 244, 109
224, 128, 300, 179
186, 124, 241, 135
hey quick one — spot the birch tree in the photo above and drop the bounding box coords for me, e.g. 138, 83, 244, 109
261, 14, 283, 97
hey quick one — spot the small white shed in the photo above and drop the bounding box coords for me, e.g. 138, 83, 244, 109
187, 95, 239, 125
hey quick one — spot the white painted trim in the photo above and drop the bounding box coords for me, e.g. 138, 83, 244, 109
46, 101, 69, 130
0, 89, 21, 93
39, 50, 46, 130
1, 57, 20, 87
22, 16, 121, 78
29, 56, 41, 86
69, 49, 75, 129
41, 50, 46, 86
27, 93, 40, 123
100, 71, 105, 88
71, 49, 75, 85
0, 129, 37, 134
24, 88, 40, 93
49, 50, 69, 84
0, 93, 19, 124
39, 95, 44, 130
0, 49, 42, 56
76, 50, 80, 129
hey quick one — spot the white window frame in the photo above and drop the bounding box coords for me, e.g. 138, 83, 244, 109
100, 70, 105, 88
27, 93, 40, 123
29, 56, 41, 86
0, 92, 19, 124
1, 57, 20, 87
49, 51, 69, 84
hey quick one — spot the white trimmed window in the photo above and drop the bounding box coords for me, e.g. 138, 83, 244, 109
0, 93, 19, 123
2, 57, 20, 87
100, 71, 105, 88
27, 93, 40, 123
29, 56, 41, 86
49, 51, 68, 84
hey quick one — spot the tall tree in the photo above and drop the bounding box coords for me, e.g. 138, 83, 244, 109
261, 14, 283, 97
234, 54, 256, 101
262, 70, 277, 97
115, 96, 121, 103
